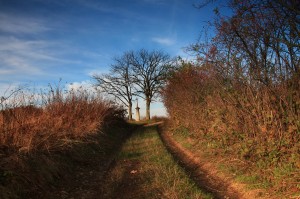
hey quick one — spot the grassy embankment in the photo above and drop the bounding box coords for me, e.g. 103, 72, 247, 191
0, 85, 131, 198
100, 124, 213, 199
162, 65, 300, 198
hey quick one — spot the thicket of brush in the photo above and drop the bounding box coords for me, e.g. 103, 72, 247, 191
162, 0, 300, 196
0, 85, 125, 154
0, 84, 128, 198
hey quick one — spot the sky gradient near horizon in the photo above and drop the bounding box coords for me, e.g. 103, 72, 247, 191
0, 0, 228, 116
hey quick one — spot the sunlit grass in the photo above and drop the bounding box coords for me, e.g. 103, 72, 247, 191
170, 126, 300, 198
0, 85, 125, 153
102, 125, 213, 199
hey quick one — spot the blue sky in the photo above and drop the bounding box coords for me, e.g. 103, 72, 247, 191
0, 0, 228, 116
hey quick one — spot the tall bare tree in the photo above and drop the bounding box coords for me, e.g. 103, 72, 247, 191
129, 49, 173, 120
192, 0, 300, 86
93, 54, 134, 120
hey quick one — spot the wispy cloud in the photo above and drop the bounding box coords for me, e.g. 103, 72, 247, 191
88, 68, 109, 77
152, 37, 175, 46
0, 35, 90, 79
0, 56, 42, 75
72, 0, 161, 28
0, 37, 57, 76
0, 37, 60, 61
0, 13, 49, 34
0, 12, 62, 77
66, 80, 97, 94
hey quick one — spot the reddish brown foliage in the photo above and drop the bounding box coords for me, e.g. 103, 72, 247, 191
0, 87, 125, 153
162, 61, 300, 194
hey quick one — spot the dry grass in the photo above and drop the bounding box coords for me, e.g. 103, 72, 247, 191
0, 83, 129, 198
100, 125, 213, 199
162, 65, 300, 198
0, 84, 125, 153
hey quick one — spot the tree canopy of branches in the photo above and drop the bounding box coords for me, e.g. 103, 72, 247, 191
162, 1, 300, 194
129, 49, 173, 120
93, 49, 173, 120
93, 53, 134, 120
191, 0, 300, 86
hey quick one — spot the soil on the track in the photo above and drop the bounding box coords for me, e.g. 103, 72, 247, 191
45, 123, 265, 199
101, 159, 151, 199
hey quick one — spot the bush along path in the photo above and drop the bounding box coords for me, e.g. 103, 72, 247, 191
40, 123, 136, 199
99, 123, 213, 199
158, 125, 276, 199
0, 121, 134, 199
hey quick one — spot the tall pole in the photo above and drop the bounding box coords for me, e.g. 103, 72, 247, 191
135, 98, 140, 121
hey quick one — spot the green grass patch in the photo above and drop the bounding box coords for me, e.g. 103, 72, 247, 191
102, 125, 213, 199
169, 126, 300, 198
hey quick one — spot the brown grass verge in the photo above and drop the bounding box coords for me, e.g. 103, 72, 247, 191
158, 125, 268, 199
161, 65, 300, 197
0, 121, 134, 199
0, 84, 131, 198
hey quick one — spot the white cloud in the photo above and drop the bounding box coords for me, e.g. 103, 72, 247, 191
66, 80, 95, 92
0, 36, 85, 79
0, 37, 66, 62
0, 68, 16, 75
0, 13, 49, 34
0, 37, 52, 76
0, 56, 42, 75
88, 68, 109, 77
152, 37, 175, 46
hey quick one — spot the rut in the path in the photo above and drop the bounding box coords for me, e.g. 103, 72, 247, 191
97, 125, 212, 199
158, 125, 267, 199
46, 124, 214, 199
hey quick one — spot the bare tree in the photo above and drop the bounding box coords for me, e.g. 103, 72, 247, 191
93, 49, 174, 121
129, 49, 173, 120
93, 54, 134, 120
191, 0, 300, 86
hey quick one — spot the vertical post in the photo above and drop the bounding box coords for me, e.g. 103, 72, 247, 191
135, 98, 140, 121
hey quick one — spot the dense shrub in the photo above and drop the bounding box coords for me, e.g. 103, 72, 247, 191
0, 84, 130, 198
162, 62, 300, 193
0, 85, 125, 153
163, 1, 300, 194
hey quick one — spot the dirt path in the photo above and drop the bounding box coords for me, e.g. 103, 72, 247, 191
102, 159, 149, 199
45, 123, 263, 199
95, 124, 211, 199
158, 126, 267, 199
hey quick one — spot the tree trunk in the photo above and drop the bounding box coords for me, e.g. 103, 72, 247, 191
128, 102, 133, 120
146, 99, 151, 120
